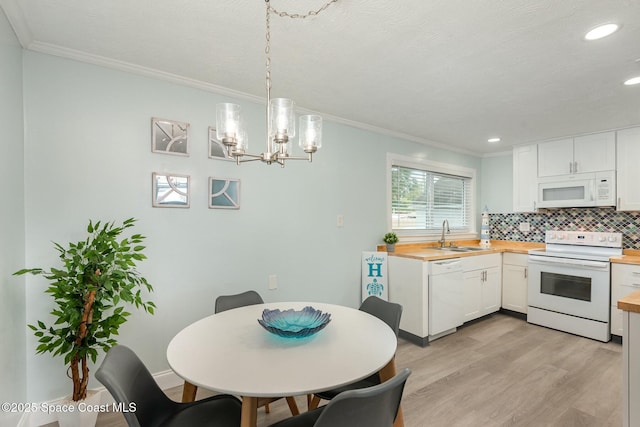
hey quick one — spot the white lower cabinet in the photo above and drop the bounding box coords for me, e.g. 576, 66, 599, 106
611, 263, 640, 336
388, 256, 429, 344
502, 253, 528, 314
622, 310, 640, 427
462, 253, 502, 322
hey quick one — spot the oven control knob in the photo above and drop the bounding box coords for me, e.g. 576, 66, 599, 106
549, 233, 556, 240
599, 236, 606, 242
609, 236, 617, 242
557, 234, 564, 240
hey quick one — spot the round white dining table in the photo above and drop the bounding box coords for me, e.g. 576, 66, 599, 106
167, 301, 401, 427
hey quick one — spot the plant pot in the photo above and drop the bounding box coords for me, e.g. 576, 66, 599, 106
386, 243, 396, 253
57, 390, 102, 427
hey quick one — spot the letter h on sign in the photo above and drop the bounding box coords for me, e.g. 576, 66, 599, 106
368, 263, 383, 277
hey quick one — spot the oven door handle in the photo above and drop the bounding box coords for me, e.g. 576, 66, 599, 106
528, 255, 609, 269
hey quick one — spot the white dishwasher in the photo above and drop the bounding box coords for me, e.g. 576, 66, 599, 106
428, 258, 464, 340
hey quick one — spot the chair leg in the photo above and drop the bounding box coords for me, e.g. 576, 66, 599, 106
285, 396, 300, 415
379, 356, 404, 427
308, 395, 321, 410
265, 403, 270, 413
182, 381, 198, 403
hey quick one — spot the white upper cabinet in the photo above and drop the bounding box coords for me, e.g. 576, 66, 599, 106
512, 144, 538, 212
617, 127, 640, 211
538, 138, 574, 177
537, 132, 615, 177
573, 132, 616, 173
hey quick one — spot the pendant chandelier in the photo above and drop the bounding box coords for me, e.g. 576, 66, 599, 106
216, 0, 338, 167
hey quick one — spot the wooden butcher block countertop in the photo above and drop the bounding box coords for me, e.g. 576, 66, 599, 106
377, 240, 545, 261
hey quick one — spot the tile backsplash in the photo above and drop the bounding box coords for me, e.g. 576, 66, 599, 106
489, 208, 640, 249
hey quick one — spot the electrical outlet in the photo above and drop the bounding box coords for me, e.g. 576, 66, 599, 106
519, 222, 530, 232
268, 275, 278, 290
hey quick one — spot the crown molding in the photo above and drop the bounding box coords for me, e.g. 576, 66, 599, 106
0, 0, 33, 47
26, 40, 483, 158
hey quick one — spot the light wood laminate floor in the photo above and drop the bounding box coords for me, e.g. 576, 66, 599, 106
51, 313, 623, 427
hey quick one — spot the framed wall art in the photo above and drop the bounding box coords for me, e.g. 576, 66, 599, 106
151, 118, 190, 156
208, 127, 234, 161
209, 177, 240, 209
152, 173, 190, 208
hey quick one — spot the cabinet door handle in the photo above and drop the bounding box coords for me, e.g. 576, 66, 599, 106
524, 268, 528, 279
569, 162, 573, 174
574, 161, 578, 173
618, 197, 621, 210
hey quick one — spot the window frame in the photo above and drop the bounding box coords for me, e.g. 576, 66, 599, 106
386, 153, 477, 242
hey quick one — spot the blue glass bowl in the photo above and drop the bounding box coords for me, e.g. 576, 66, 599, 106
258, 306, 331, 338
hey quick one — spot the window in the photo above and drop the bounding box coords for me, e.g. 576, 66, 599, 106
388, 155, 475, 238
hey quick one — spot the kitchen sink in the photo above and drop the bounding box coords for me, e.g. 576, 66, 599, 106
426, 246, 489, 252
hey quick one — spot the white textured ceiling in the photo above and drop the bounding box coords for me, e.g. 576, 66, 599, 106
2, 0, 640, 156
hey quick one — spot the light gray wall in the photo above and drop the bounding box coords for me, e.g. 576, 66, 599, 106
0, 5, 26, 425
21, 51, 483, 402
480, 153, 513, 214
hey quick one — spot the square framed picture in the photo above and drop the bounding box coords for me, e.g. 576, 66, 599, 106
152, 173, 190, 208
208, 127, 234, 161
152, 118, 190, 156
209, 177, 240, 209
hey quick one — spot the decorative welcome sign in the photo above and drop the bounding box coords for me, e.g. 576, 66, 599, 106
361, 252, 388, 302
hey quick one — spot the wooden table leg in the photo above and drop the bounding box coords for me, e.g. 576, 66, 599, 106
285, 396, 300, 415
181, 381, 197, 403
379, 357, 404, 427
241, 396, 258, 427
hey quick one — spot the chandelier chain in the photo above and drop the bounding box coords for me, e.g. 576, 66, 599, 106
266, 0, 339, 19
264, 0, 338, 98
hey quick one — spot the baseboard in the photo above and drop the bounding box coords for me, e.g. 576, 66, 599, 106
398, 329, 429, 347
17, 369, 182, 427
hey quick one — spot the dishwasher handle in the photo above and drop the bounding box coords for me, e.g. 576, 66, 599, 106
432, 259, 462, 266
430, 258, 463, 274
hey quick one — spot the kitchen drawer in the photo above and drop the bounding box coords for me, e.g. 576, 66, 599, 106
462, 253, 502, 271
503, 253, 528, 267
613, 282, 640, 305
612, 264, 640, 302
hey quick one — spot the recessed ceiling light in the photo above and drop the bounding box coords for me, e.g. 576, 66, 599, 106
487, 137, 501, 143
624, 76, 640, 86
584, 23, 620, 41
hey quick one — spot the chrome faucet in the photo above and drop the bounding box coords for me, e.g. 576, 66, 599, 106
439, 219, 450, 248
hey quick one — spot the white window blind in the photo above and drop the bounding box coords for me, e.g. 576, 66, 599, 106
391, 165, 472, 232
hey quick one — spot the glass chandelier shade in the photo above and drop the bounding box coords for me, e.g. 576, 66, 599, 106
270, 98, 295, 143
216, 103, 241, 144
299, 115, 322, 152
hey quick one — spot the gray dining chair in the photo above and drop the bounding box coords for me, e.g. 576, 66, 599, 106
95, 345, 242, 427
307, 296, 403, 410
215, 289, 264, 313
267, 368, 411, 427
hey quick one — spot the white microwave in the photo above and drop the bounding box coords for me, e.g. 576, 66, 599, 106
537, 171, 616, 208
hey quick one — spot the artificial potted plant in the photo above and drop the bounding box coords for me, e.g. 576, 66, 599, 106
14, 218, 155, 426
383, 232, 399, 252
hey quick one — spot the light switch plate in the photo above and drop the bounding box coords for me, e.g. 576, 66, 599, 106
519, 222, 530, 232
268, 275, 277, 290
